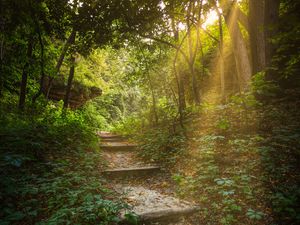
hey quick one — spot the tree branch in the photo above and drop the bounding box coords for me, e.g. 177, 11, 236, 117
140, 35, 190, 65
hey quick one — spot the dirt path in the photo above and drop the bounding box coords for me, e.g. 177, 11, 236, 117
98, 132, 200, 225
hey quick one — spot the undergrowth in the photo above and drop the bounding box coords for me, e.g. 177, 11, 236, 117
114, 74, 300, 224
136, 128, 186, 167
0, 99, 129, 225
170, 85, 300, 224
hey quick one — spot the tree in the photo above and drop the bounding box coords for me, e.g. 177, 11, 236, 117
214, 2, 225, 97
220, 0, 252, 90
19, 39, 34, 110
249, 0, 266, 75
63, 29, 76, 109
264, 0, 280, 80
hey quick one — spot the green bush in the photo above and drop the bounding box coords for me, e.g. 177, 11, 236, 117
0, 100, 128, 225
136, 128, 186, 166
111, 115, 144, 136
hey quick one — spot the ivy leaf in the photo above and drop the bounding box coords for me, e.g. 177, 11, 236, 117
246, 209, 265, 220
124, 213, 139, 225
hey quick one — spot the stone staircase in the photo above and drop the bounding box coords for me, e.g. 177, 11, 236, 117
99, 132, 199, 225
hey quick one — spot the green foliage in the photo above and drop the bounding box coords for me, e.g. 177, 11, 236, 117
0, 100, 128, 224
272, 0, 300, 85
81, 101, 111, 130
251, 72, 279, 97
123, 212, 139, 225
1, 1, 300, 225
0, 151, 127, 225
112, 115, 143, 137
137, 128, 186, 166
246, 209, 265, 220
216, 117, 230, 130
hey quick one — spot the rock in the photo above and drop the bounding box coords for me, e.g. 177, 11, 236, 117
117, 186, 199, 225
100, 133, 200, 225
42, 78, 102, 108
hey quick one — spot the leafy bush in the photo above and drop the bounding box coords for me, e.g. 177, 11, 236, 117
0, 100, 128, 224
251, 72, 279, 97
81, 102, 111, 131
111, 115, 144, 137
136, 128, 186, 166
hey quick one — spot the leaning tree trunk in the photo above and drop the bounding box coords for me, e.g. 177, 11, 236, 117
249, 0, 266, 75
19, 38, 34, 111
222, 4, 252, 90
46, 30, 76, 99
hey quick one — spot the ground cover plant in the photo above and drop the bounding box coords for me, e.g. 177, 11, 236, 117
1, 0, 300, 224
0, 98, 135, 225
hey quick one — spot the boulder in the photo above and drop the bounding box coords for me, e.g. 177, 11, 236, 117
43, 78, 102, 108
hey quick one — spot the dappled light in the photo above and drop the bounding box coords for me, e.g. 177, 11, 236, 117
1, 0, 300, 225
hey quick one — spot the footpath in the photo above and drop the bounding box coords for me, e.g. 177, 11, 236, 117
98, 132, 199, 225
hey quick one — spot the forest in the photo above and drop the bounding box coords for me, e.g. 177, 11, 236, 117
0, 0, 299, 224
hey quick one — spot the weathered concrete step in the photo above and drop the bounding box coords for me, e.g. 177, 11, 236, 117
100, 142, 138, 151
102, 151, 153, 169
100, 135, 124, 140
102, 166, 160, 178
120, 207, 200, 225
101, 137, 125, 142
117, 186, 200, 225
98, 131, 123, 138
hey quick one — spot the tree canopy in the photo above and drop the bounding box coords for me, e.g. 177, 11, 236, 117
1, 0, 300, 224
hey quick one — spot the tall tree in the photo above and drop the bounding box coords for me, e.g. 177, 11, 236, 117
187, 1, 201, 105
249, 0, 266, 75
19, 38, 34, 110
63, 29, 76, 109
264, 0, 280, 80
215, 3, 225, 96
63, 55, 76, 108
221, 1, 252, 90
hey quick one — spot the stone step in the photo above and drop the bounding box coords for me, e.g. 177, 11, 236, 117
117, 186, 200, 225
101, 137, 125, 142
100, 134, 123, 139
97, 132, 121, 139
102, 151, 153, 169
100, 142, 138, 151
120, 207, 200, 224
102, 166, 160, 178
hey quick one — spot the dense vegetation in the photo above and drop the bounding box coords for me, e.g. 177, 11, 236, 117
1, 0, 299, 224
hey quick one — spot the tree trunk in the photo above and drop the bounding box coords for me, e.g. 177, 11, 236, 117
173, 51, 186, 130
0, 38, 4, 97
249, 0, 266, 74
32, 23, 45, 103
170, 1, 179, 41
46, 30, 76, 99
264, 0, 280, 80
19, 38, 34, 111
187, 1, 200, 105
216, 6, 225, 97
222, 3, 252, 90
63, 55, 75, 108
170, 7, 186, 129
147, 73, 158, 126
